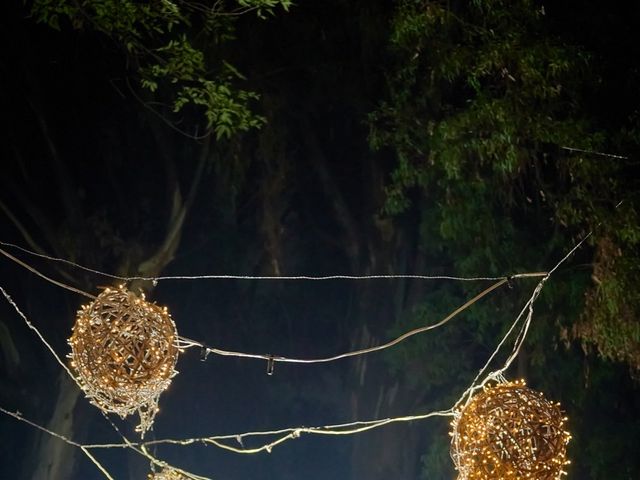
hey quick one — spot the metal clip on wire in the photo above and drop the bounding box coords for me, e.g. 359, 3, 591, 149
267, 355, 275, 375
200, 347, 210, 362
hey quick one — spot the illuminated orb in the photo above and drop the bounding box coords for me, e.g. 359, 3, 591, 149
68, 285, 178, 434
148, 468, 189, 480
450, 379, 571, 480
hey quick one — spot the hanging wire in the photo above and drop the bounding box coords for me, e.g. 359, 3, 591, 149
0, 247, 95, 299
454, 232, 591, 410
561, 146, 629, 159
179, 276, 526, 366
0, 239, 546, 366
0, 286, 81, 385
0, 240, 546, 283
0, 234, 588, 477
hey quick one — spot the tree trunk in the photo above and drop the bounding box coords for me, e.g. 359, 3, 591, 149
28, 374, 81, 479
348, 282, 424, 480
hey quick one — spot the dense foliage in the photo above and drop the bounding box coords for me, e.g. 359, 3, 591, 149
370, 0, 640, 374
31, 0, 292, 138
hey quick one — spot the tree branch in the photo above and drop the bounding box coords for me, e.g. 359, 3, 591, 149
0, 200, 47, 258
25, 94, 80, 230
300, 124, 362, 270
132, 139, 210, 291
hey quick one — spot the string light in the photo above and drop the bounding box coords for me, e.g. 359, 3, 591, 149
68, 285, 179, 435
450, 379, 571, 480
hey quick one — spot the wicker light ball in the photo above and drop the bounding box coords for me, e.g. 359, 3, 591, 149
148, 468, 189, 480
450, 379, 571, 480
68, 285, 178, 435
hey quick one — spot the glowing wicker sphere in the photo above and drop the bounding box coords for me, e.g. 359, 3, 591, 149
450, 380, 571, 480
148, 468, 189, 480
68, 285, 178, 434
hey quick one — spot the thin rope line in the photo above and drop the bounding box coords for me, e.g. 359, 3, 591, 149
194, 410, 454, 455
0, 240, 545, 283
0, 400, 450, 468
0, 285, 81, 387
454, 281, 540, 410
150, 273, 510, 281
0, 406, 84, 447
561, 146, 629, 159
494, 232, 592, 378
0, 241, 126, 280
0, 247, 95, 299
0, 406, 116, 480
454, 231, 592, 410
141, 414, 441, 450
0, 395, 450, 457
80, 447, 116, 480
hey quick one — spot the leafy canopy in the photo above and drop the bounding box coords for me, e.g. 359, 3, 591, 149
371, 0, 640, 374
30, 0, 292, 139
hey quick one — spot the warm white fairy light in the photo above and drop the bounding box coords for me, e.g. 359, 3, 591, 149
450, 379, 571, 480
68, 285, 178, 435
